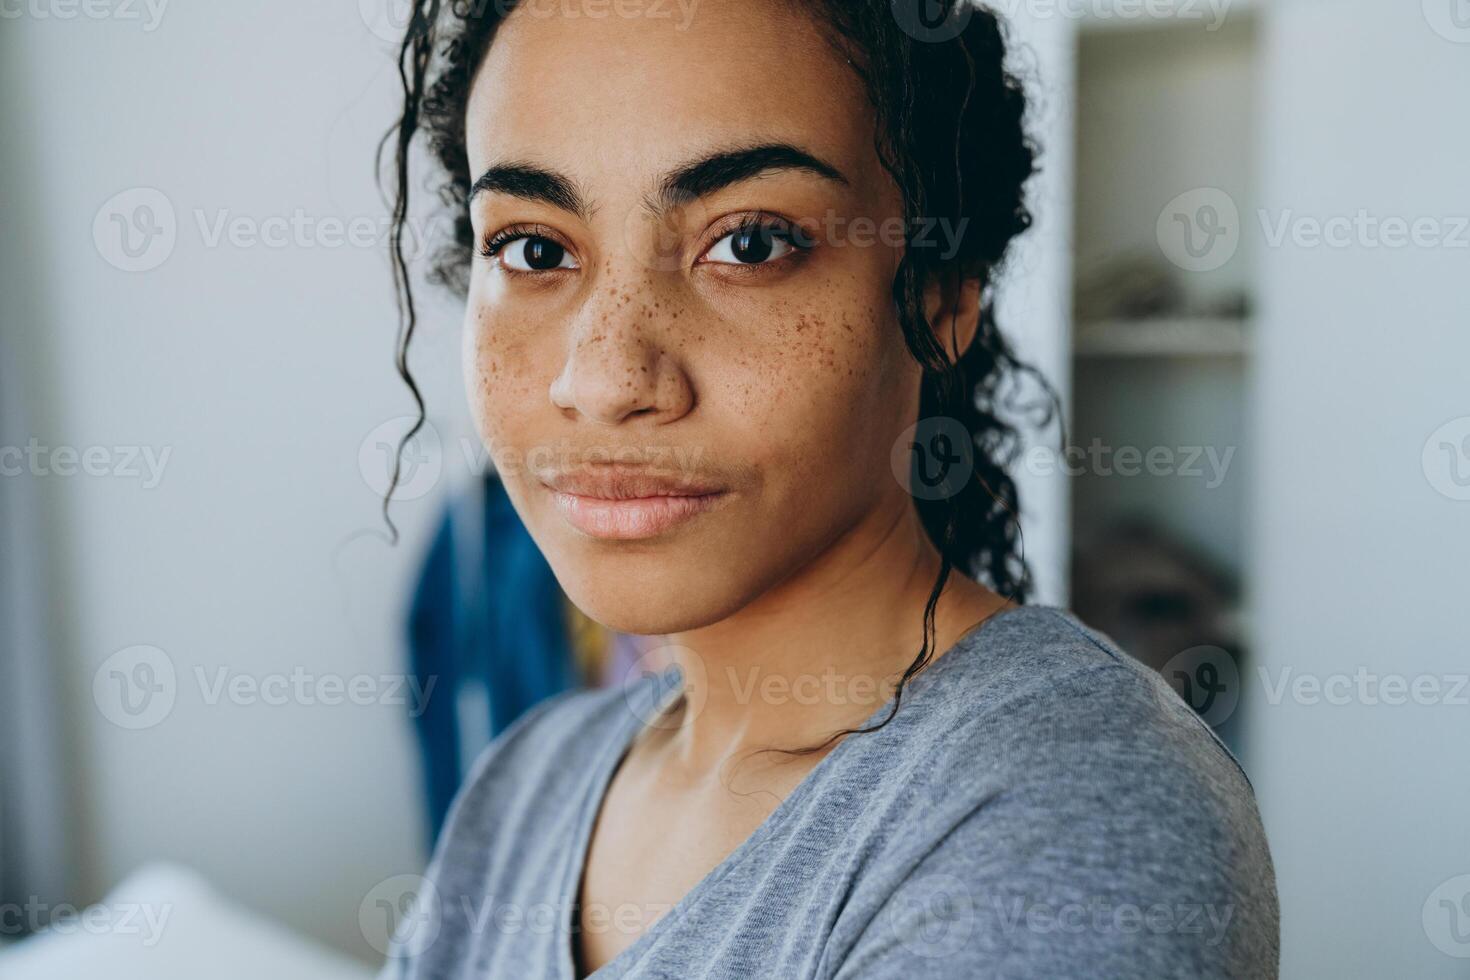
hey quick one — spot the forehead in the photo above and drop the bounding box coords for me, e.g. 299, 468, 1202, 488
464, 0, 881, 194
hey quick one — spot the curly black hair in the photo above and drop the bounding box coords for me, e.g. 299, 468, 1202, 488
380, 0, 1053, 746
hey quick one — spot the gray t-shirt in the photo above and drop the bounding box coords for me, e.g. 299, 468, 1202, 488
383, 605, 1279, 978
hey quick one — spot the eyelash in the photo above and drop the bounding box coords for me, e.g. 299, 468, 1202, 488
475, 214, 814, 277
478, 223, 563, 261
701, 215, 814, 271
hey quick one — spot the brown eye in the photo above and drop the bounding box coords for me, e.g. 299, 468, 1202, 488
500, 235, 576, 272
704, 224, 797, 266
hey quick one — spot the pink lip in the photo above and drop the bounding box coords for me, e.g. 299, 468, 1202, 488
540, 468, 731, 540
550, 490, 727, 540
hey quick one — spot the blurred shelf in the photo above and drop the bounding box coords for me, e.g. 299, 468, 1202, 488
1073, 317, 1250, 359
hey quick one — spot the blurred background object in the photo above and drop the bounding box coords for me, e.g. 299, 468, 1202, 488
0, 864, 373, 978
1, 277, 75, 947
1, 0, 1467, 976
1067, 13, 1255, 750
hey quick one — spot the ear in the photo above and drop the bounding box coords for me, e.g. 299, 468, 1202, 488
921, 270, 983, 363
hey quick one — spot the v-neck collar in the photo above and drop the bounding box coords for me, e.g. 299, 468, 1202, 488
555, 606, 1027, 979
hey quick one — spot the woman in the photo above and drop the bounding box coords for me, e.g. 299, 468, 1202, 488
379, 1, 1279, 976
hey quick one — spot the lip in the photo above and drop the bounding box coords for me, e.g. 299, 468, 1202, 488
541, 469, 730, 541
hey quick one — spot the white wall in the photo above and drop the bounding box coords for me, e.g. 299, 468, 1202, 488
998, 8, 1076, 607
1249, 1, 1470, 975
3, 3, 474, 962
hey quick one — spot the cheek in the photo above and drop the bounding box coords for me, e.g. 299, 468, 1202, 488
463, 301, 544, 448
714, 280, 918, 503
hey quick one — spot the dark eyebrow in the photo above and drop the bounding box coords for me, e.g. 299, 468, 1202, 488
468, 162, 593, 222
648, 143, 848, 216
468, 143, 846, 222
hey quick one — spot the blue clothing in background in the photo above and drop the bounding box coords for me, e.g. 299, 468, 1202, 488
407, 475, 579, 842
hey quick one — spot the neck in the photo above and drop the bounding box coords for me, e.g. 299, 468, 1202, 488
660, 495, 1012, 774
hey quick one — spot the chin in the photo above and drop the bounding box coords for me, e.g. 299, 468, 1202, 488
544, 544, 757, 637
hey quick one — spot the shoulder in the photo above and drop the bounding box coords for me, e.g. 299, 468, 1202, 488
912, 607, 1273, 879
832, 606, 1280, 977
916, 605, 1255, 798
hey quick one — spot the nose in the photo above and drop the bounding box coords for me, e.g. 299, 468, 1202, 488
549, 277, 695, 426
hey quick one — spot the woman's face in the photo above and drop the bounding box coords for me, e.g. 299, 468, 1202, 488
463, 0, 925, 635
